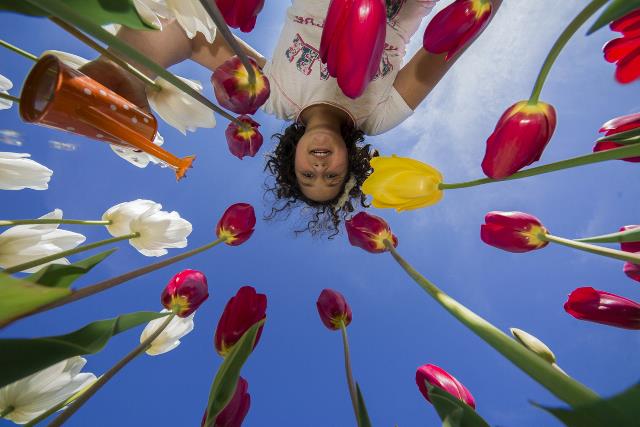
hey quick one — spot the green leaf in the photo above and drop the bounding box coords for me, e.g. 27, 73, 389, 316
0, 310, 167, 387
427, 383, 490, 427
0, 273, 71, 328
587, 0, 640, 34
26, 249, 116, 288
576, 227, 640, 244
0, 0, 156, 30
533, 383, 640, 427
596, 127, 640, 144
204, 320, 264, 426
356, 383, 373, 427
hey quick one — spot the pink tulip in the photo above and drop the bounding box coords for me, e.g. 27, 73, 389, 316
416, 364, 476, 409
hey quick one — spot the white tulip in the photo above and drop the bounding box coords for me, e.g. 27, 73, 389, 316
102, 199, 192, 256
0, 209, 86, 273
510, 328, 556, 364
0, 357, 96, 424
0, 73, 13, 110
0, 152, 53, 191
166, 0, 216, 43
41, 50, 89, 69
141, 309, 195, 355
147, 76, 216, 135
110, 132, 166, 168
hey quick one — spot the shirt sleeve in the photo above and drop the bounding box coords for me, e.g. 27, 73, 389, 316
388, 0, 439, 45
359, 86, 414, 136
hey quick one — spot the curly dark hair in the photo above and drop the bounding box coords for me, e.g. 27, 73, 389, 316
264, 122, 376, 238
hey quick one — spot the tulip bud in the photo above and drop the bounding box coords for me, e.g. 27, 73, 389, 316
212, 56, 270, 115
624, 262, 640, 283
564, 287, 640, 330
215, 286, 267, 357
316, 289, 352, 330
216, 0, 265, 32
361, 155, 443, 211
423, 0, 493, 60
593, 113, 640, 162
216, 203, 256, 246
319, 0, 386, 98
202, 377, 251, 427
480, 211, 549, 253
510, 328, 556, 364
345, 211, 398, 254
415, 364, 476, 409
161, 269, 209, 317
619, 225, 640, 253
481, 101, 557, 179
225, 115, 263, 160
603, 10, 640, 84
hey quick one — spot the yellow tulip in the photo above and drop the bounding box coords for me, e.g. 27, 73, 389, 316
362, 155, 444, 211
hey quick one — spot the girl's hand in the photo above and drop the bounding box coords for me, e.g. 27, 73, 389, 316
79, 57, 150, 111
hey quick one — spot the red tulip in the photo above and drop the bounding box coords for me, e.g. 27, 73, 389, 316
216, 203, 256, 246
319, 0, 386, 98
225, 116, 263, 160
624, 262, 640, 283
215, 286, 267, 357
215, 377, 251, 427
212, 56, 270, 115
593, 113, 640, 162
416, 364, 476, 409
564, 287, 640, 329
345, 211, 398, 254
316, 289, 352, 330
482, 101, 557, 178
216, 0, 265, 32
619, 225, 640, 253
423, 0, 493, 60
603, 9, 640, 84
480, 211, 549, 253
161, 269, 209, 317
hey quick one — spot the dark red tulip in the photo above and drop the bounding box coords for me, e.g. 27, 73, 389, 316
423, 0, 493, 60
161, 269, 209, 317
624, 262, 640, 283
215, 286, 267, 357
345, 211, 398, 254
564, 287, 640, 330
216, 203, 256, 246
215, 377, 251, 427
482, 101, 557, 178
618, 225, 640, 253
212, 56, 270, 115
416, 364, 476, 409
603, 9, 640, 84
225, 115, 263, 160
593, 113, 640, 162
316, 289, 352, 330
319, 0, 386, 98
216, 0, 265, 32
480, 211, 549, 253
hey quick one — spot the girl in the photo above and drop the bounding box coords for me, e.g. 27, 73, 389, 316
82, 0, 498, 236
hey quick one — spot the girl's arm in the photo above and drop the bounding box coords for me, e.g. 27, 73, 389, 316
393, 0, 502, 110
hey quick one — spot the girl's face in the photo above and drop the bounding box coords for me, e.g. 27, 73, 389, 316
294, 126, 349, 202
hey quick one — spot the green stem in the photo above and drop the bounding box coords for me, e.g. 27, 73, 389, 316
26, 0, 242, 126
1, 406, 14, 418
50, 17, 161, 91
4, 239, 224, 327
542, 233, 640, 264
439, 142, 640, 190
0, 219, 111, 227
197, 0, 256, 87
47, 313, 175, 427
528, 0, 608, 104
3, 232, 139, 274
340, 320, 360, 426
384, 241, 600, 407
0, 92, 20, 103
0, 39, 37, 61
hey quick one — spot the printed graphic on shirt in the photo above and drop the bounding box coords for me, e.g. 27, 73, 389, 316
285, 33, 394, 81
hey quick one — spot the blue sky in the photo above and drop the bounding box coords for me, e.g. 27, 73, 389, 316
1, 1, 639, 426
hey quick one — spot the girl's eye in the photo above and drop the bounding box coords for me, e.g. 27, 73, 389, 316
326, 173, 338, 179
303, 172, 314, 178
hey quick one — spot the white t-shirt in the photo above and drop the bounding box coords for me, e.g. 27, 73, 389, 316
262, 0, 438, 136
